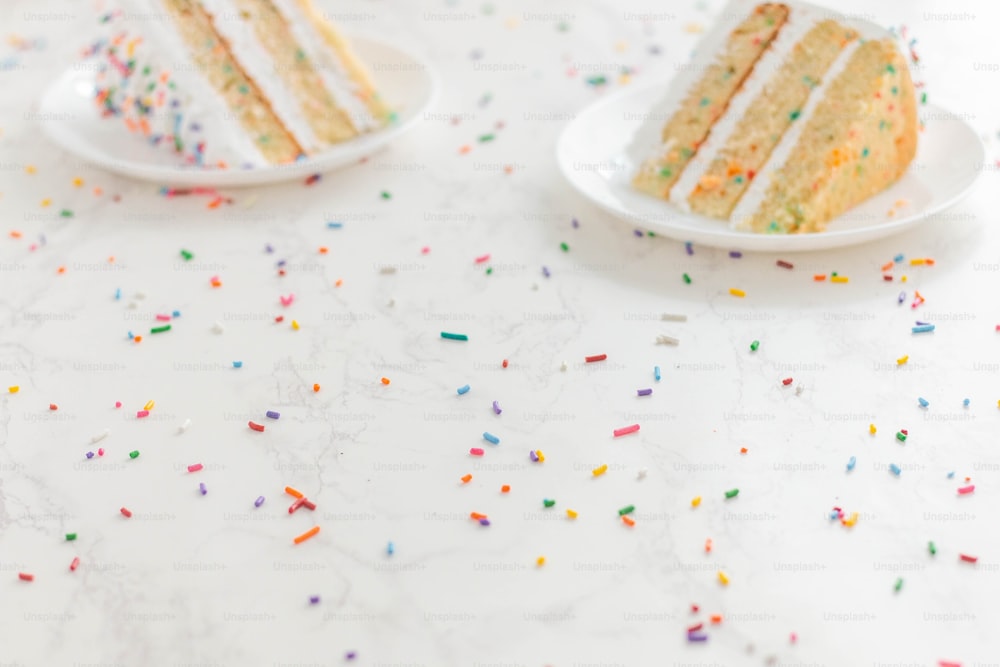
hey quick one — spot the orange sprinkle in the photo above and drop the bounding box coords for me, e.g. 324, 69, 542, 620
284, 486, 304, 499
622, 515, 635, 527
710, 614, 723, 624
381, 377, 390, 385
9, 230, 21, 238
133, 335, 142, 343
459, 145, 472, 154
334, 279, 343, 287
206, 197, 223, 209
704, 538, 712, 553
461, 474, 472, 484
740, 447, 748, 454
312, 383, 320, 392
57, 266, 66, 274
925, 258, 935, 266
470, 512, 487, 520
503, 165, 514, 174
293, 526, 320, 545
319, 247, 328, 254
813, 274, 826, 281
93, 187, 103, 196
500, 485, 510, 493
881, 261, 893, 271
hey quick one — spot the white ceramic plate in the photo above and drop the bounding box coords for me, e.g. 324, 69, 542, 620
557, 84, 985, 252
36, 34, 440, 187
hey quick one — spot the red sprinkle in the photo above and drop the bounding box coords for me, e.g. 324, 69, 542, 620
960, 554, 978, 563
585, 354, 607, 363
502, 359, 509, 368
470, 447, 485, 456
120, 507, 132, 518
18, 573, 34, 582
49, 403, 58, 410
957, 485, 975, 495
474, 254, 490, 264
776, 260, 794, 269
70, 557, 80, 572
782, 378, 793, 386
248, 421, 265, 432
289, 498, 306, 514
687, 623, 703, 632
301, 498, 317, 511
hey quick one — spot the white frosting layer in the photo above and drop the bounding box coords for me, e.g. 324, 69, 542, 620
200, 0, 321, 152
270, 0, 381, 133
116, 0, 267, 167
729, 38, 862, 229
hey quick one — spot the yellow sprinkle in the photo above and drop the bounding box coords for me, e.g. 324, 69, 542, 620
843, 511, 860, 527
143, 400, 154, 410
72, 177, 83, 187
8, 385, 19, 394
25, 165, 36, 174
830, 276, 849, 283
717, 570, 729, 586
536, 449, 545, 462
291, 320, 300, 330
592, 464, 608, 477
896, 355, 908, 366
40, 198, 51, 208
910, 258, 925, 266
869, 423, 877, 435
566, 509, 578, 519
536, 556, 545, 567
901, 275, 907, 283
729, 288, 745, 298
684, 22, 705, 33
691, 496, 702, 508
614, 40, 628, 52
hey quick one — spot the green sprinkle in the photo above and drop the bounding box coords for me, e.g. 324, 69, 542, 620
862, 147, 869, 158
560, 242, 569, 252
129, 450, 140, 459
699, 97, 710, 107
440, 331, 468, 341
295, 48, 306, 62
659, 167, 673, 178
768, 221, 780, 232
733, 175, 744, 184
543, 499, 556, 508
831, 271, 838, 277
585, 75, 606, 86
238, 84, 249, 94
180, 249, 194, 261
680, 147, 693, 158
618, 505, 635, 516
921, 92, 927, 105
750, 340, 760, 352
647, 231, 655, 237
60, 209, 73, 218
150, 324, 171, 334
894, 577, 903, 592
891, 86, 898, 96
886, 63, 896, 74
879, 120, 887, 131
65, 533, 77, 541
789, 109, 801, 121
896, 431, 907, 442
381, 191, 391, 200
485, 267, 493, 275
724, 488, 739, 499
682, 273, 691, 284
556, 21, 570, 32
478, 134, 495, 143
928, 541, 936, 555
146, 82, 156, 93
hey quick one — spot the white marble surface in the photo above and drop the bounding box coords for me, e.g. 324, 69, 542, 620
1, 0, 999, 665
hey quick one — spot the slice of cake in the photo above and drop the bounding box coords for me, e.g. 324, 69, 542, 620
90, 0, 391, 168
631, 0, 918, 233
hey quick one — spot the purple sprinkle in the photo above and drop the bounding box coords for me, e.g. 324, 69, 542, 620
571, 218, 579, 228
529, 450, 538, 462
687, 631, 708, 642
492, 400, 502, 415
309, 595, 320, 604
729, 250, 742, 258
637, 388, 653, 396
685, 241, 694, 256
914, 320, 929, 326
345, 651, 357, 660
199, 482, 207, 496
634, 229, 643, 237
265, 410, 280, 419
86, 451, 95, 459
254, 496, 265, 508
276, 259, 287, 268
542, 266, 551, 278
478, 518, 490, 526
265, 244, 274, 254
189, 122, 201, 132
898, 291, 905, 304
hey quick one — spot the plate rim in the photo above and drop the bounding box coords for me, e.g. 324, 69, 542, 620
556, 79, 986, 251
37, 33, 442, 188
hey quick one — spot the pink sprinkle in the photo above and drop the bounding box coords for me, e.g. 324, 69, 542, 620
939, 662, 963, 667
136, 410, 150, 418
474, 254, 490, 264
115, 401, 122, 408
155, 314, 171, 321
69, 557, 80, 572
790, 633, 797, 644
957, 485, 975, 495
421, 246, 430, 254
280, 294, 295, 307
188, 463, 204, 473
613, 424, 640, 437
470, 448, 485, 456
97, 448, 105, 456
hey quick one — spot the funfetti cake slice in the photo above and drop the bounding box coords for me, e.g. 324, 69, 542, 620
90, 0, 391, 168
630, 0, 918, 234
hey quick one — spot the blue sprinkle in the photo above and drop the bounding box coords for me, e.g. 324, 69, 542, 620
963, 398, 970, 407
654, 366, 661, 382
276, 259, 287, 268
947, 471, 955, 479
457, 384, 471, 395
327, 221, 344, 229
912, 324, 935, 334
483, 432, 500, 445
265, 244, 274, 253
387, 541, 394, 556
114, 288, 121, 300
889, 463, 902, 476
265, 410, 280, 419
571, 218, 579, 229
233, 361, 243, 368
898, 291, 906, 304
847, 456, 856, 472
127, 331, 134, 339
684, 241, 694, 256
830, 511, 840, 520
172, 310, 181, 317
918, 397, 929, 408
894, 254, 904, 263
542, 266, 551, 278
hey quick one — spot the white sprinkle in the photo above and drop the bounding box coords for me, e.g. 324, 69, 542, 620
212, 321, 224, 334
90, 428, 110, 444
637, 468, 647, 480
655, 334, 680, 345
179, 418, 191, 433
795, 384, 804, 395
134, 291, 146, 299
560, 361, 567, 372
531, 283, 539, 291
379, 266, 397, 275
661, 313, 687, 322
387, 297, 395, 307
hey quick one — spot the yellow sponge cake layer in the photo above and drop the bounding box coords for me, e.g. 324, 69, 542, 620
747, 38, 918, 233
687, 20, 858, 219
632, 3, 789, 198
